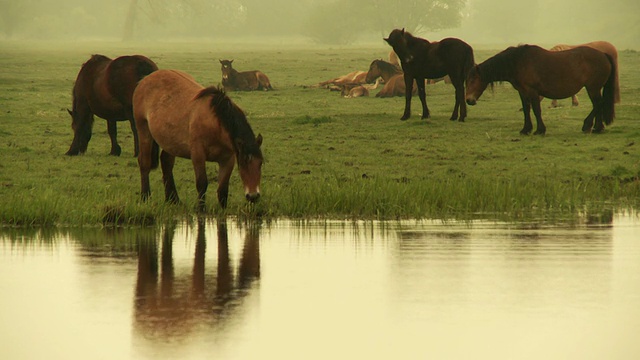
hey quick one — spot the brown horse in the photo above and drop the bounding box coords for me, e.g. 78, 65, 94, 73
66, 54, 158, 156
219, 59, 272, 91
314, 70, 368, 88
376, 75, 418, 98
340, 79, 381, 98
465, 45, 616, 134
365, 59, 403, 84
548, 41, 620, 107
133, 69, 263, 211
384, 28, 475, 122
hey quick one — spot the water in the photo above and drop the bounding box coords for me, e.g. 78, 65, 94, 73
1, 214, 639, 360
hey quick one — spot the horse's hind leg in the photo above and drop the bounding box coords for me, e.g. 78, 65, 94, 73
216, 156, 235, 209
451, 80, 466, 121
126, 114, 139, 157
519, 94, 534, 135
416, 78, 430, 120
585, 87, 604, 133
106, 120, 122, 156
161, 150, 179, 204
531, 99, 546, 135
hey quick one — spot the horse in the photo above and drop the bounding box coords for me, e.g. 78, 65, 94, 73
384, 28, 475, 122
66, 54, 158, 156
389, 50, 400, 67
219, 59, 272, 91
133, 69, 264, 211
340, 79, 381, 98
314, 70, 368, 88
548, 41, 620, 108
376, 75, 417, 98
465, 45, 616, 134
365, 59, 403, 84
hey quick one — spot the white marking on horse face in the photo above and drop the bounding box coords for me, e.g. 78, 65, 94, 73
222, 74, 229, 80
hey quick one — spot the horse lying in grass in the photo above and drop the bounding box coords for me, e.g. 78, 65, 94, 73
314, 70, 368, 89
66, 54, 158, 156
548, 41, 620, 108
219, 59, 273, 91
384, 28, 475, 121
133, 69, 263, 211
465, 44, 616, 134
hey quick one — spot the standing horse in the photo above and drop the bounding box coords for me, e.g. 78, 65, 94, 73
465, 45, 616, 134
384, 28, 475, 122
66, 54, 158, 156
219, 59, 273, 91
365, 59, 403, 84
548, 41, 620, 107
133, 69, 263, 211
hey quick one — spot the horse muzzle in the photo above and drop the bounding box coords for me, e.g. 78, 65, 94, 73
245, 192, 260, 203
466, 98, 477, 106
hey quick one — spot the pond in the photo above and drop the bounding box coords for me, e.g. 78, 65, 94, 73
1, 214, 639, 360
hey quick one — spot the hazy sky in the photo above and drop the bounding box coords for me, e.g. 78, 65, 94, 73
0, 0, 638, 48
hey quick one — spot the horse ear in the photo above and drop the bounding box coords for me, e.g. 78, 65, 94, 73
219, 59, 223, 64
230, 59, 234, 64
383, 37, 390, 44
255, 133, 263, 147
401, 28, 405, 34
67, 109, 73, 116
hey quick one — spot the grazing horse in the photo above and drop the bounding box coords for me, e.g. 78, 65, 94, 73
365, 59, 403, 84
384, 28, 475, 121
376, 75, 417, 98
465, 45, 616, 134
548, 41, 620, 107
133, 69, 263, 211
66, 54, 158, 156
219, 59, 273, 91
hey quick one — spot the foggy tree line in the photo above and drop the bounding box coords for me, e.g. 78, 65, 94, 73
0, 0, 638, 47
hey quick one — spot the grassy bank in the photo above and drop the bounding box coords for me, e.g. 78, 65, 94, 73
0, 41, 638, 226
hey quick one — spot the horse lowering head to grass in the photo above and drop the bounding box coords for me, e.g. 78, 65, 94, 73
66, 54, 158, 156
384, 28, 475, 122
465, 44, 616, 135
133, 69, 263, 211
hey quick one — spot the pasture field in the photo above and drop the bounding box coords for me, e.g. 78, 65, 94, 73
0, 40, 639, 226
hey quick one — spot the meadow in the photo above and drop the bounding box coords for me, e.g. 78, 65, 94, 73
0, 40, 638, 226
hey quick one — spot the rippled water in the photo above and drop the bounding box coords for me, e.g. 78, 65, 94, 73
1, 214, 639, 360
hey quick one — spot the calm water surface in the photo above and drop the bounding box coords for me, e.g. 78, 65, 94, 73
1, 214, 639, 360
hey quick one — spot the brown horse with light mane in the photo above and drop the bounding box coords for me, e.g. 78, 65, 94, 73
548, 41, 620, 107
66, 54, 158, 156
219, 59, 272, 91
133, 69, 263, 211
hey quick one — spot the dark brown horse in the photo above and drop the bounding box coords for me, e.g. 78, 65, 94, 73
219, 59, 273, 91
365, 59, 402, 84
548, 41, 620, 107
133, 69, 263, 211
384, 28, 475, 122
465, 45, 616, 134
66, 54, 158, 156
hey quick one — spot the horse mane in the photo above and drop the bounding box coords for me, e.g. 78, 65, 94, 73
195, 86, 262, 156
478, 45, 533, 83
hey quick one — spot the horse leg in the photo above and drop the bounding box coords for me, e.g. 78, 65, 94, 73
572, 94, 579, 107
416, 78, 430, 120
66, 106, 94, 155
531, 99, 546, 135
161, 150, 179, 204
106, 120, 122, 156
451, 81, 466, 121
216, 156, 236, 209
192, 149, 209, 212
519, 94, 533, 135
400, 73, 413, 120
136, 119, 153, 201
585, 87, 603, 133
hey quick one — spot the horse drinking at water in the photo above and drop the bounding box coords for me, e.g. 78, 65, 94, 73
465, 45, 616, 134
133, 69, 263, 211
219, 59, 273, 91
384, 28, 475, 122
66, 54, 158, 156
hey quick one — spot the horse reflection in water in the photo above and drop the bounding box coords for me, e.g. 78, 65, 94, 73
134, 219, 261, 339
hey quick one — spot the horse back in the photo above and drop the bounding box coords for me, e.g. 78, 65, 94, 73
107, 55, 158, 107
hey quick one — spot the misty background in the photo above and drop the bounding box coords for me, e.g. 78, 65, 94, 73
0, 0, 638, 49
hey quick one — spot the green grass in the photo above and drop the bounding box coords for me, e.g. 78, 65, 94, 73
0, 40, 639, 226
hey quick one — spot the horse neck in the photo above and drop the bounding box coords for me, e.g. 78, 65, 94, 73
380, 62, 402, 81
480, 53, 515, 83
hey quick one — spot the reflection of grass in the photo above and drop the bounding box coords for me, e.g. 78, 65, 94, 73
0, 43, 639, 225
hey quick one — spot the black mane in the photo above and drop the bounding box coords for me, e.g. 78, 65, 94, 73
478, 45, 536, 83
195, 86, 262, 157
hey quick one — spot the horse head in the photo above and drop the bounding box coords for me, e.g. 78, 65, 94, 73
365, 59, 382, 83
219, 59, 234, 80
384, 28, 413, 63
465, 65, 488, 106
235, 134, 263, 203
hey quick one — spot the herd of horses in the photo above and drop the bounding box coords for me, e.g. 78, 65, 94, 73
65, 28, 621, 210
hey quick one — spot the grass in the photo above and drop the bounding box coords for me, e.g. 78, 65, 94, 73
0, 40, 639, 226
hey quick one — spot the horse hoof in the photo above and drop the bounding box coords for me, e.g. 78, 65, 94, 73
520, 130, 531, 135
400, 116, 410, 121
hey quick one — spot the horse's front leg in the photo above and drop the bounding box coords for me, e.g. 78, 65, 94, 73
531, 98, 546, 135
401, 73, 413, 120
216, 156, 236, 209
161, 150, 179, 204
106, 120, 122, 156
416, 78, 430, 120
452, 81, 466, 121
192, 150, 209, 212
519, 94, 533, 135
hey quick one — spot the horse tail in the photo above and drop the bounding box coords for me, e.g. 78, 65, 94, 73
602, 53, 616, 125
462, 45, 476, 86
150, 140, 160, 170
